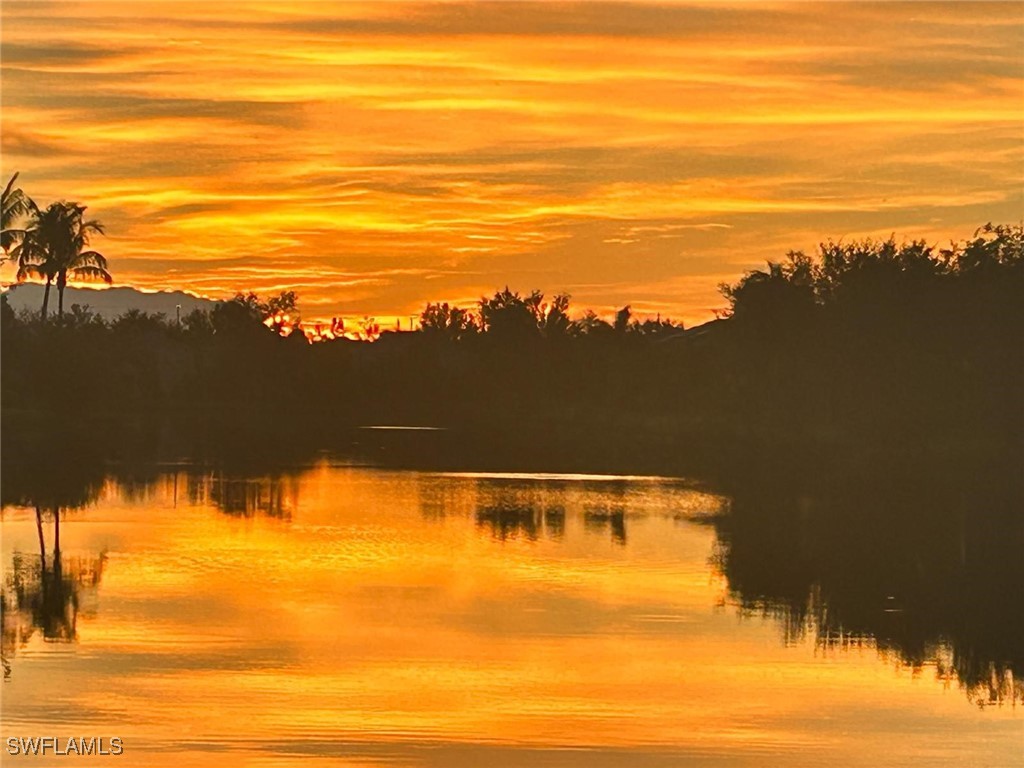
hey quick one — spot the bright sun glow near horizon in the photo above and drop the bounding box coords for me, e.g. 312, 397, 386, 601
1, 1, 1022, 326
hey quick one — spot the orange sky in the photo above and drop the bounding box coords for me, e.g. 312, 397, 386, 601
1, 1, 1022, 326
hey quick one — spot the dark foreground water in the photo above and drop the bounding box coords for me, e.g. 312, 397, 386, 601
2, 458, 1021, 767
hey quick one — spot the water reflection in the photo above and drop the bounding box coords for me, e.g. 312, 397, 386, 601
3, 460, 1019, 707
466, 477, 639, 545
1, 508, 106, 678
704, 475, 1024, 707
186, 471, 301, 519
0, 454, 1020, 768
583, 506, 628, 546
474, 501, 571, 542
0, 446, 105, 512
419, 470, 1022, 706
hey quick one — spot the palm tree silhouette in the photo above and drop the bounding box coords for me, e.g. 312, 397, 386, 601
15, 202, 110, 321
1, 172, 34, 259
53, 204, 110, 320
14, 204, 61, 319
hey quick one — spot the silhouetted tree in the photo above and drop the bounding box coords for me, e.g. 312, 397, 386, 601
478, 288, 574, 340
53, 205, 109, 320
211, 290, 301, 337
265, 290, 299, 316
540, 293, 572, 338
944, 222, 1023, 277
571, 310, 613, 337
632, 316, 683, 335
210, 292, 266, 336
614, 305, 631, 333
15, 201, 111, 321
63, 303, 106, 331
720, 251, 817, 327
181, 308, 215, 337
265, 290, 300, 334
14, 208, 58, 320
420, 302, 479, 340
479, 287, 543, 340
1, 172, 34, 257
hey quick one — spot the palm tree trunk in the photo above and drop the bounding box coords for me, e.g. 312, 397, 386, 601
41, 276, 52, 321
35, 505, 47, 571
57, 270, 66, 321
53, 506, 60, 558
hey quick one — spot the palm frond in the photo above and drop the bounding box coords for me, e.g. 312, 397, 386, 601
72, 250, 109, 269
16, 263, 45, 282
13, 238, 48, 265
1, 226, 28, 254
2, 173, 35, 232
69, 265, 112, 283
82, 219, 105, 236
2, 173, 18, 200
17, 201, 111, 282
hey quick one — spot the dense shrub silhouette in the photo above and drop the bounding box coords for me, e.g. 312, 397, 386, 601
1, 224, 1020, 460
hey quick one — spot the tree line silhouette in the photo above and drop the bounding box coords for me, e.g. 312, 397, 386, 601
2, 172, 1021, 460
3, 229, 1020, 463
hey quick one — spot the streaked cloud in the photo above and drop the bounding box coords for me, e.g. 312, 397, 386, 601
2, 1, 1021, 324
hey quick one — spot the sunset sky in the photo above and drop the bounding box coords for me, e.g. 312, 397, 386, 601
2, 1, 1021, 326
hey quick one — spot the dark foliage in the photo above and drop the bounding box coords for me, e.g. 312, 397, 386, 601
1, 224, 1021, 462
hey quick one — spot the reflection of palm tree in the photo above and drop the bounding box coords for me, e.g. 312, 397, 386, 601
15, 202, 110, 321
1, 431, 112, 677
1, 506, 106, 678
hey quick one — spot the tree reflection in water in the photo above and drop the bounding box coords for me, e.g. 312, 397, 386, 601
187, 471, 301, 519
471, 479, 627, 544
471, 481, 573, 542
1, 507, 106, 679
583, 505, 627, 546
1, 430, 1020, 706
703, 470, 1024, 707
0, 426, 111, 678
453, 466, 1021, 706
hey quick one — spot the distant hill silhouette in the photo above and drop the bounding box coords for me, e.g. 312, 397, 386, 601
2, 284, 218, 320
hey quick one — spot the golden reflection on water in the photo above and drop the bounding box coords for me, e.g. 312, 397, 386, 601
1, 464, 1020, 767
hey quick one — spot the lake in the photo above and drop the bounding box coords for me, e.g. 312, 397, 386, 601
2, 459, 1021, 767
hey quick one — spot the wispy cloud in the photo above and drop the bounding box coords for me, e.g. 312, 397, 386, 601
2, 1, 1020, 324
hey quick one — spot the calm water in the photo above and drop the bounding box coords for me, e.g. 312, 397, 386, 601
2, 461, 1021, 767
